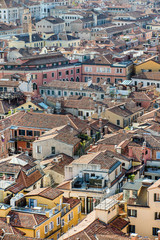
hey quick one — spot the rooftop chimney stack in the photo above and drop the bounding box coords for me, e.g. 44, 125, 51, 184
6, 215, 10, 224
130, 233, 138, 240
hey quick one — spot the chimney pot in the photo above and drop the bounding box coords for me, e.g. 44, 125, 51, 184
130, 233, 138, 240
6, 215, 10, 224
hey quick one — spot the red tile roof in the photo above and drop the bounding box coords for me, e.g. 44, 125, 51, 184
7, 211, 48, 229
64, 219, 128, 240
7, 169, 43, 194
63, 197, 80, 209
109, 217, 129, 230
25, 187, 63, 200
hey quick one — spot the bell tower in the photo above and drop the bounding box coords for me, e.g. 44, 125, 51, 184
22, 9, 32, 42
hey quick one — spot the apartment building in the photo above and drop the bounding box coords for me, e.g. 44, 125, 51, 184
36, 17, 65, 34
82, 54, 133, 84
0, 52, 82, 91
132, 72, 160, 91
123, 178, 160, 238
33, 125, 81, 158
0, 186, 81, 239
39, 80, 107, 101
102, 102, 144, 128
58, 150, 126, 214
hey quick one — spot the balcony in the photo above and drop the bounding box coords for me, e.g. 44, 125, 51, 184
127, 186, 148, 207
12, 204, 61, 216
71, 175, 108, 193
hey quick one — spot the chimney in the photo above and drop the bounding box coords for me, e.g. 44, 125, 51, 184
104, 126, 108, 135
6, 215, 10, 224
116, 146, 121, 154
99, 118, 102, 133
130, 233, 138, 240
154, 111, 158, 122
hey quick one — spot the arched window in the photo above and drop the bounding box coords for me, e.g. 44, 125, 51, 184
76, 77, 79, 82
33, 83, 37, 90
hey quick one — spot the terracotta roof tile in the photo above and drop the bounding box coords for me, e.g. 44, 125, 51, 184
64, 219, 128, 240
8, 211, 48, 229
7, 169, 43, 194
63, 197, 80, 209
25, 187, 63, 200
13, 112, 88, 132
109, 217, 129, 230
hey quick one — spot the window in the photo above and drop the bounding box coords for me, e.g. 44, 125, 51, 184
19, 129, 25, 136
97, 77, 100, 83
27, 130, 33, 136
116, 68, 123, 73
157, 83, 160, 88
147, 82, 150, 86
70, 92, 73, 95
61, 219, 64, 227
129, 225, 135, 233
52, 72, 54, 78
58, 72, 62, 77
97, 67, 110, 73
36, 230, 40, 238
57, 217, 60, 226
43, 74, 47, 79
101, 94, 104, 99
34, 131, 40, 137
76, 68, 80, 73
51, 147, 55, 154
117, 120, 120, 126
153, 228, 159, 236
31, 74, 37, 80
68, 213, 71, 221
66, 70, 69, 75
4, 87, 7, 92
14, 88, 17, 92
154, 193, 160, 202
57, 234, 60, 240
78, 205, 81, 214
33, 83, 37, 90
58, 91, 61, 96
29, 199, 37, 207
85, 67, 92, 72
41, 90, 44, 95
107, 78, 110, 83
71, 69, 73, 74
37, 146, 42, 154
71, 211, 73, 219
128, 209, 137, 217
64, 91, 67, 96
155, 212, 160, 220
27, 142, 30, 149
49, 221, 54, 231
47, 90, 50, 95
44, 225, 48, 234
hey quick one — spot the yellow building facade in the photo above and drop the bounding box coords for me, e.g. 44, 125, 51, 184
0, 187, 81, 239
135, 59, 160, 74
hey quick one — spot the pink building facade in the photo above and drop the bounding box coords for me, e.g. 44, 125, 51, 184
0, 53, 82, 92
82, 61, 133, 84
